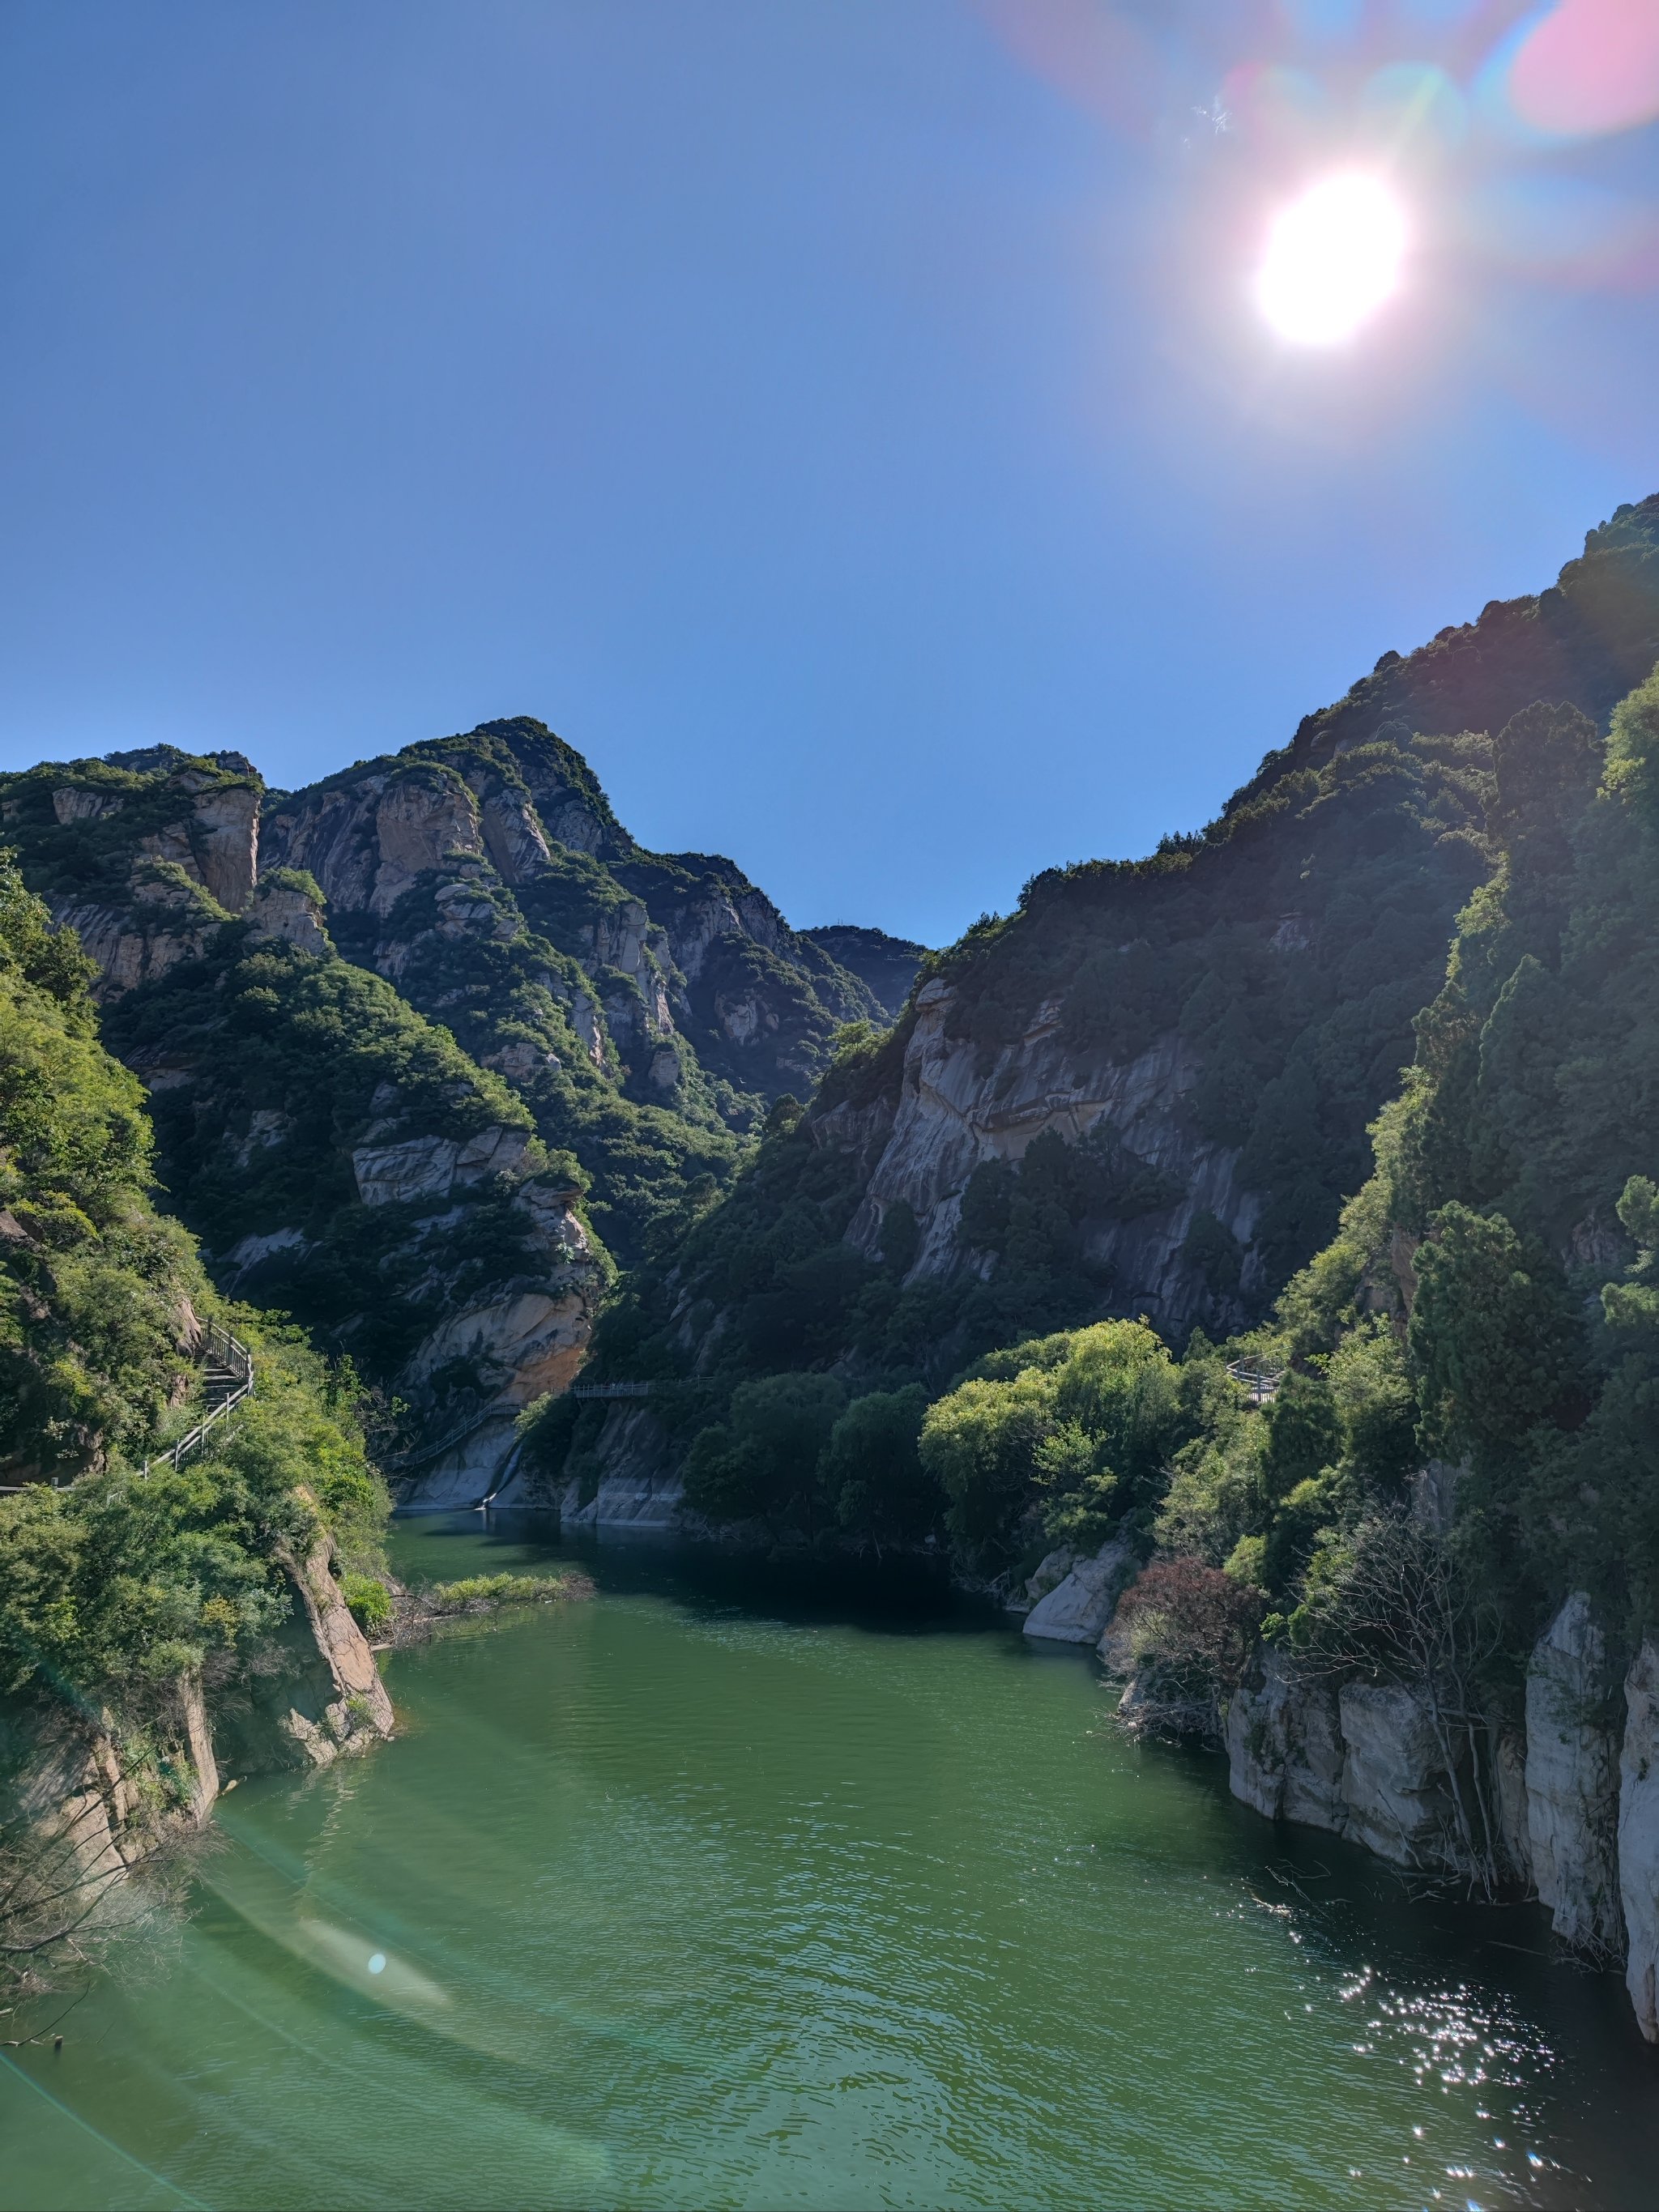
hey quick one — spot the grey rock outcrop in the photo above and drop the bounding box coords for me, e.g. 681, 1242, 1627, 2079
349, 1124, 535, 1208
1024, 1541, 1136, 1643
247, 874, 330, 954
1618, 1639, 1659, 2038
275, 1532, 396, 1762
535, 1404, 684, 1528
1223, 1591, 1659, 2042
1525, 1593, 1624, 1956
1, 1525, 396, 1975
1225, 1647, 1346, 1830
1223, 1658, 1467, 1868
218, 1528, 397, 1772
838, 977, 1260, 1336
1337, 1681, 1465, 1869
1007, 1546, 1078, 1615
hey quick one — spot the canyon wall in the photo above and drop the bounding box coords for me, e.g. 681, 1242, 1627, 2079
1218, 1596, 1659, 2039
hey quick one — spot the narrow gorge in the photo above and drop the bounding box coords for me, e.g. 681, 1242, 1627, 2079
6, 492, 1659, 2065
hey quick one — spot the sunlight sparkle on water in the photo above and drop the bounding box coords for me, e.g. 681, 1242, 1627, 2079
1256, 173, 1407, 345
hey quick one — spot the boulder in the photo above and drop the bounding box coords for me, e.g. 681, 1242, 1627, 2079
1024, 1541, 1136, 1644
1619, 1639, 1659, 2038
1018, 1547, 1078, 1611
1525, 1593, 1624, 1955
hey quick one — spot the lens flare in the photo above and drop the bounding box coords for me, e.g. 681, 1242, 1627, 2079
1509, 0, 1659, 138
1256, 173, 1409, 344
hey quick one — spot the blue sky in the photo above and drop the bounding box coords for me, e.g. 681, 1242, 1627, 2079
1, 0, 1655, 945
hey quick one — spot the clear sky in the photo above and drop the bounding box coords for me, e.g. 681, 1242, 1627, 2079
2, 1, 1656, 946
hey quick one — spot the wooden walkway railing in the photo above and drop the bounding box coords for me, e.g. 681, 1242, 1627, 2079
569, 1381, 655, 1401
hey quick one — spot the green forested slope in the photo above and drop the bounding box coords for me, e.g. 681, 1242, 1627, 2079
552, 497, 1659, 1575
0, 854, 387, 1796
0, 853, 202, 1482
262, 717, 907, 1260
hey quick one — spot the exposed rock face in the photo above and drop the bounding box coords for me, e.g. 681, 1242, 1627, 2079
539, 1405, 685, 1530
402, 1285, 592, 1510
49, 891, 215, 999
1620, 1639, 1659, 2040
247, 875, 330, 954
217, 1529, 398, 1772
350, 1124, 534, 1207
1224, 1648, 1347, 1831
259, 718, 884, 1133
839, 978, 1259, 1336
275, 1533, 396, 1762
1008, 1546, 1078, 1615
0, 1524, 396, 1965
186, 778, 260, 911
1337, 1682, 1464, 1869
390, 1185, 596, 1509
1525, 1594, 1625, 1956
176, 1672, 220, 1822
220, 1225, 307, 1280
52, 786, 123, 824
1224, 1659, 1489, 1878
1023, 1541, 1136, 1643
1224, 1595, 1658, 2033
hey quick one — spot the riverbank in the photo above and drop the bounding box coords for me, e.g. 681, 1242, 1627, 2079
9, 1515, 1657, 2211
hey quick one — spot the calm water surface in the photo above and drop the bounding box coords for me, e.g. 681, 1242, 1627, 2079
5, 1517, 1657, 2210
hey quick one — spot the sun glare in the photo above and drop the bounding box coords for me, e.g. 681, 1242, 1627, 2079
1256, 174, 1408, 347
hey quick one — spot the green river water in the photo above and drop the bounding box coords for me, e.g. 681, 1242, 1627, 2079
5, 1515, 1658, 2210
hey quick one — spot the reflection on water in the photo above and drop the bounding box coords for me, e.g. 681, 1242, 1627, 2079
4, 1513, 1657, 2211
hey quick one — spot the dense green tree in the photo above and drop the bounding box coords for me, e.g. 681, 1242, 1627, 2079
682, 1373, 848, 1535
1408, 1202, 1584, 1465
824, 1386, 937, 1547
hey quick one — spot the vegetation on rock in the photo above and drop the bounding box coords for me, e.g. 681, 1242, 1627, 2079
0, 858, 398, 2018
564, 501, 1659, 1555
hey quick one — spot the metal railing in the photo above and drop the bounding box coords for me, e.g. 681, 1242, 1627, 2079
140, 1323, 255, 1475
569, 1381, 655, 1401
0, 1326, 256, 1493
1226, 1357, 1285, 1405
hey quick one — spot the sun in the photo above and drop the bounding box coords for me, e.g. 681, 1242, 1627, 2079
1256, 174, 1408, 347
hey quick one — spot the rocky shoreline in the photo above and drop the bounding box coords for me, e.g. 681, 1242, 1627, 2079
1010, 1537, 1659, 2044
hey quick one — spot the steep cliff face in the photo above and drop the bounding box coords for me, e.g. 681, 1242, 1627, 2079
0, 749, 609, 1505
260, 718, 893, 1239
560, 495, 1659, 1541
1, 748, 262, 1000
0, 895, 400, 2007
1222, 1595, 1659, 2036
1620, 1639, 1659, 2039
836, 981, 1265, 1328
1, 1522, 395, 2014
1524, 1594, 1625, 1955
